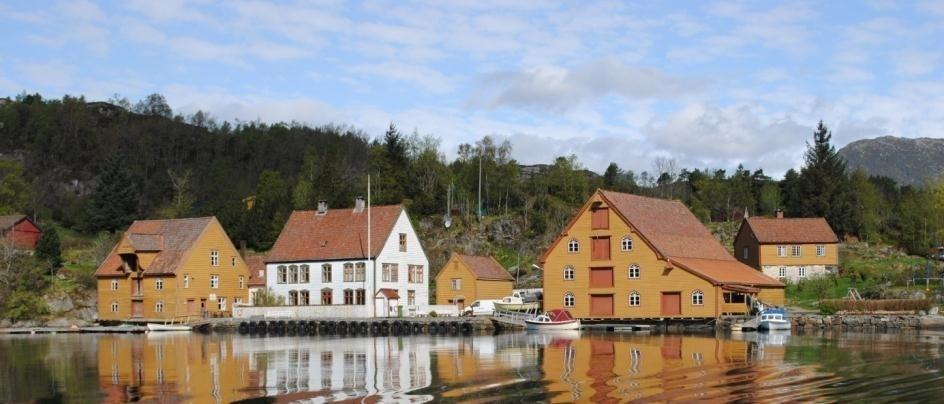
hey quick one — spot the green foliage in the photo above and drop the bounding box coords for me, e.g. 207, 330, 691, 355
35, 226, 62, 269
818, 298, 933, 313
792, 122, 855, 236
0, 159, 30, 215
253, 287, 286, 306
3, 290, 49, 322
85, 155, 139, 232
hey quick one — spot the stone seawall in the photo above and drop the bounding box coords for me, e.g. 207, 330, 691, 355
790, 314, 944, 330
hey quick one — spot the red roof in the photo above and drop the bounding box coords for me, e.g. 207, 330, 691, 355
94, 217, 213, 277
455, 254, 513, 281
245, 254, 266, 287
376, 288, 399, 299
547, 309, 575, 322
0, 214, 30, 230
266, 205, 403, 263
669, 257, 783, 287
742, 217, 839, 244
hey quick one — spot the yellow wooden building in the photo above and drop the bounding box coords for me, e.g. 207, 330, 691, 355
94, 217, 250, 321
540, 190, 784, 320
435, 253, 514, 309
734, 211, 840, 282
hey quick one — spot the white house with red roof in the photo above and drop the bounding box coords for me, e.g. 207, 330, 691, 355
264, 198, 430, 318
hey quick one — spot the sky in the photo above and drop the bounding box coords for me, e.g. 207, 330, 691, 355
1, 1, 943, 178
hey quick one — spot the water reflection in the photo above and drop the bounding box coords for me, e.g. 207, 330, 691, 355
1, 330, 943, 403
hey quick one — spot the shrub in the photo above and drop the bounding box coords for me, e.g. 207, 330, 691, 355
819, 299, 933, 313
428, 311, 438, 317
3, 291, 49, 322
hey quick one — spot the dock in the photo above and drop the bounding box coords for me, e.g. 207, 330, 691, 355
0, 325, 147, 335
491, 310, 536, 329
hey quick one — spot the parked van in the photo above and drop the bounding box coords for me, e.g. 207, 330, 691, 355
461, 300, 497, 316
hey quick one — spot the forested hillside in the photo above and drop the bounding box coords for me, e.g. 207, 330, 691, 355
839, 136, 944, 186
0, 94, 942, 297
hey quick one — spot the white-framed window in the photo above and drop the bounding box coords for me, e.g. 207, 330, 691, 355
210, 274, 219, 289
778, 267, 786, 278
621, 236, 633, 252
792, 245, 802, 257
567, 238, 579, 253
322, 264, 332, 283
299, 265, 310, 283
777, 245, 786, 257
816, 245, 826, 257
234, 298, 243, 306
183, 274, 190, 289
629, 291, 640, 307
798, 267, 806, 278
742, 247, 749, 259
239, 276, 245, 289
399, 233, 408, 252
110, 301, 119, 313
288, 265, 299, 283
408, 265, 424, 283
355, 263, 366, 282
343, 263, 354, 282
155, 301, 164, 313
628, 264, 640, 279
564, 292, 575, 307
231, 256, 236, 267
110, 280, 119, 290
382, 263, 399, 282
563, 265, 575, 280
692, 290, 704, 306
155, 279, 164, 290
278, 265, 287, 283
407, 290, 415, 306
218, 297, 226, 311
210, 249, 220, 266
451, 278, 461, 290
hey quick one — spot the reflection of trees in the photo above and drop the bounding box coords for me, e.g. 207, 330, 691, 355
0, 336, 100, 402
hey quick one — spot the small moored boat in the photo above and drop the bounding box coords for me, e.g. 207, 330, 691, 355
757, 308, 790, 331
146, 323, 192, 332
525, 309, 581, 331
494, 291, 541, 312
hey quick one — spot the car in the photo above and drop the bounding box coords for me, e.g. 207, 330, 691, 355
461, 300, 497, 317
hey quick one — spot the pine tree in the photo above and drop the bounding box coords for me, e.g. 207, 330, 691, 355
796, 121, 854, 235
35, 226, 62, 270
86, 155, 139, 232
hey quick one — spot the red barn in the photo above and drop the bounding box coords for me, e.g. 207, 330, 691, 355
0, 215, 42, 250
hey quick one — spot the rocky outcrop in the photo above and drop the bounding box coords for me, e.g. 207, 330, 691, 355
790, 313, 932, 330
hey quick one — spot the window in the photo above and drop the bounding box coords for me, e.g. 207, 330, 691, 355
408, 290, 415, 305
382, 263, 398, 282
343, 263, 354, 282
742, 247, 749, 259
322, 264, 332, 283
399, 233, 408, 252
621, 236, 633, 252
299, 265, 310, 283
799, 267, 806, 278
210, 275, 219, 289
356, 289, 366, 305
724, 292, 746, 304
564, 265, 575, 280
629, 291, 640, 307
563, 292, 575, 308
110, 280, 119, 290
289, 290, 298, 306
591, 237, 611, 260
408, 265, 424, 283
210, 250, 220, 266
299, 290, 309, 305
355, 263, 366, 282
816, 245, 826, 257
289, 265, 299, 283
155, 301, 164, 313
628, 264, 640, 279
591, 207, 609, 229
155, 279, 164, 290
451, 278, 462, 290
692, 290, 704, 306
321, 289, 332, 305
110, 301, 118, 313
792, 245, 802, 257
183, 275, 189, 289
778, 267, 786, 278
231, 256, 236, 267
567, 239, 579, 253
278, 265, 287, 283
218, 297, 227, 311
777, 245, 786, 257
235, 297, 243, 306
344, 289, 354, 305
239, 276, 245, 289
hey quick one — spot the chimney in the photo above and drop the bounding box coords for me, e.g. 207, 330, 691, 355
239, 240, 247, 258
354, 196, 365, 213
775, 209, 784, 219
317, 200, 328, 215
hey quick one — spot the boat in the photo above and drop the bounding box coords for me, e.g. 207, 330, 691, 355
493, 291, 541, 312
757, 308, 791, 331
525, 309, 581, 331
146, 323, 192, 332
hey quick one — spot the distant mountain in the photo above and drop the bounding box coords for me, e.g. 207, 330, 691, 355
838, 136, 944, 186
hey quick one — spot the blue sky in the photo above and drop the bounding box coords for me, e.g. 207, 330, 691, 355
2, 1, 943, 177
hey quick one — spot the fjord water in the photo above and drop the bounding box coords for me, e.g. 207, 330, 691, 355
1, 330, 942, 403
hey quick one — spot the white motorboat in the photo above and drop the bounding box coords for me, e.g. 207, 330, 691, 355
146, 323, 192, 332
525, 309, 581, 331
494, 291, 541, 312
757, 308, 791, 331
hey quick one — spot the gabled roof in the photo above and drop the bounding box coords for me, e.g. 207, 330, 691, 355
741, 217, 839, 244
0, 214, 31, 230
376, 288, 399, 299
669, 257, 783, 287
245, 254, 266, 287
94, 217, 214, 277
455, 254, 513, 281
266, 205, 403, 263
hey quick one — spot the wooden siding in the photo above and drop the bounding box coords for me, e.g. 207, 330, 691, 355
758, 287, 785, 306
756, 243, 838, 267
474, 279, 512, 301
543, 192, 722, 319
2, 218, 41, 250
732, 223, 760, 269
434, 255, 513, 305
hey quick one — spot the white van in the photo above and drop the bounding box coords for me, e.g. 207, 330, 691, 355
462, 300, 497, 316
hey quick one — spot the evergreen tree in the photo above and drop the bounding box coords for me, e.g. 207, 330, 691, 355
86, 155, 139, 232
780, 168, 802, 216
796, 121, 854, 235
604, 163, 621, 189
35, 226, 62, 270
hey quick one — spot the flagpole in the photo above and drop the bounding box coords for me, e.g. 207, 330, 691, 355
368, 174, 373, 317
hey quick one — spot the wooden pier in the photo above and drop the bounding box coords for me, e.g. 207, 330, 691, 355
0, 325, 147, 335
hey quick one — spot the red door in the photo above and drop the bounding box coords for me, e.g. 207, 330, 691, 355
589, 268, 614, 288
131, 301, 143, 317
589, 294, 614, 316
661, 292, 681, 316
590, 237, 611, 261
187, 299, 195, 314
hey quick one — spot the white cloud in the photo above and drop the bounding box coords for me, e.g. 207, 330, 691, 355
17, 61, 76, 90
893, 50, 939, 77
350, 62, 456, 94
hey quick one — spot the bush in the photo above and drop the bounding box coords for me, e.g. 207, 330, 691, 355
819, 299, 933, 313
428, 311, 438, 317
3, 291, 49, 322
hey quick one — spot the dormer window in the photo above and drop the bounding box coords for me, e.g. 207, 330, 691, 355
120, 254, 139, 273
